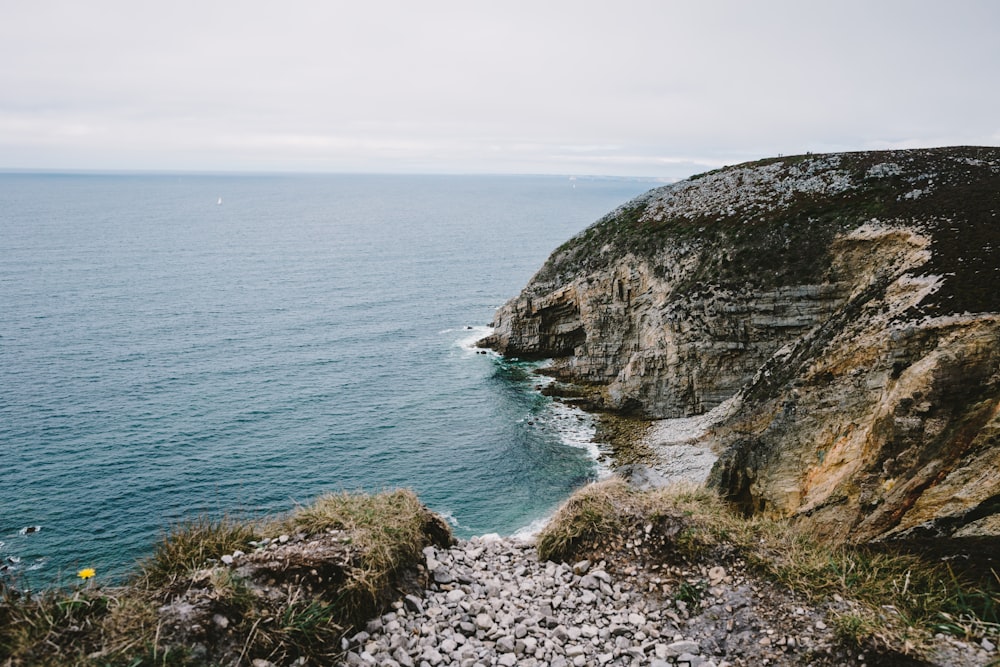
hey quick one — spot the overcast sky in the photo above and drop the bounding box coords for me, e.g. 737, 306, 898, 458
2, 1, 998, 179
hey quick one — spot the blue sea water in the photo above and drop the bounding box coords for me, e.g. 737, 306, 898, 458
0, 173, 652, 584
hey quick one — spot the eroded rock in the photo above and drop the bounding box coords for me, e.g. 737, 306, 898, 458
483, 147, 1000, 551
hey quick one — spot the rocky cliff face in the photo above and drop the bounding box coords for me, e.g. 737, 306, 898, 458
482, 146, 1000, 547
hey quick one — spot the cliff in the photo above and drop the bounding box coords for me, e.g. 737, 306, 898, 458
482, 146, 1000, 549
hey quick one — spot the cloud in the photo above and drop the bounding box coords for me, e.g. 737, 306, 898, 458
2, 1, 998, 176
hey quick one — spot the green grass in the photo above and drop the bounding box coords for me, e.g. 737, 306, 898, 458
674, 580, 708, 606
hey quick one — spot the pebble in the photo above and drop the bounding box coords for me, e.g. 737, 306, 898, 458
667, 639, 700, 656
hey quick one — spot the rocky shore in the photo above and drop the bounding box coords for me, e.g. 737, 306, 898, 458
340, 534, 994, 667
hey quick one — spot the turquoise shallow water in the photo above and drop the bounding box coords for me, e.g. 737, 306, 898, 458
0, 173, 652, 584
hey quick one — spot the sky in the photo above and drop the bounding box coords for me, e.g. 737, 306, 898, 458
2, 1, 998, 179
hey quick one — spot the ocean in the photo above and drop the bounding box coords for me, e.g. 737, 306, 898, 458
0, 172, 653, 585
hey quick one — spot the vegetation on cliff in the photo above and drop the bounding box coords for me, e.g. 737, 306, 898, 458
0, 490, 451, 666
531, 147, 1000, 314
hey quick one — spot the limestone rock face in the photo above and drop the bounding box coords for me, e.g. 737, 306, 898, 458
484, 147, 1000, 547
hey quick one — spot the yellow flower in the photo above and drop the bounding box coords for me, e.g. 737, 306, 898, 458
77, 568, 96, 580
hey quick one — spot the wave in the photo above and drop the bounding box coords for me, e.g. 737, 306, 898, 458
436, 510, 474, 534
550, 401, 609, 475
510, 514, 551, 541
446, 325, 495, 353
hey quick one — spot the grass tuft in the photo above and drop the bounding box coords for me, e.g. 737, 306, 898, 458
273, 488, 443, 620
536, 478, 636, 561
274, 599, 340, 655
0, 581, 150, 667
832, 610, 879, 647
138, 516, 260, 587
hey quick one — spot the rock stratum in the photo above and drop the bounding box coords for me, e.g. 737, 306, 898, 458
481, 146, 1000, 551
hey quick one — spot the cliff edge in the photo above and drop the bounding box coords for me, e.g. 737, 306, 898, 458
482, 146, 1000, 550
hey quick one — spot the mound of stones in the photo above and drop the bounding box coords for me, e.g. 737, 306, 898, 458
338, 535, 959, 667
